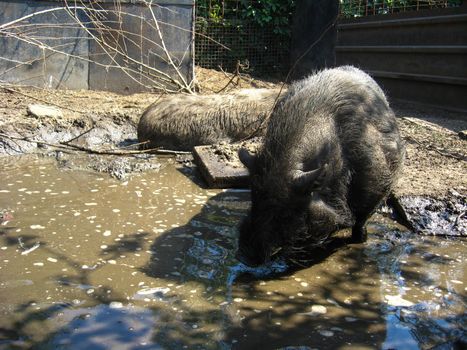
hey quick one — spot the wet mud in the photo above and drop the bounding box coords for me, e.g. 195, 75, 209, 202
0, 110, 137, 157
209, 138, 261, 169
1, 156, 465, 349
399, 191, 466, 237
55, 153, 162, 181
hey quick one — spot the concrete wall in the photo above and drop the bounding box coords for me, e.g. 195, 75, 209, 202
0, 0, 194, 93
0, 0, 89, 89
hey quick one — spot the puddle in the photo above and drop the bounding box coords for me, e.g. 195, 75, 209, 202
0, 155, 465, 349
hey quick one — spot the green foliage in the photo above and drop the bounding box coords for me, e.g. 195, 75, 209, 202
195, 1, 295, 74
196, 0, 295, 35
241, 0, 295, 35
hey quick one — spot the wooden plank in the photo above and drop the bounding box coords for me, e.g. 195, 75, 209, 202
193, 145, 250, 189
335, 45, 467, 53
193, 138, 263, 188
338, 13, 467, 29
336, 6, 467, 111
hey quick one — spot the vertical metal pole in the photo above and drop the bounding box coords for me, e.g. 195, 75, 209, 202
191, 0, 196, 86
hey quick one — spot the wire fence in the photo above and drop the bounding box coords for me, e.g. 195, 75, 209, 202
194, 0, 463, 75
195, 21, 289, 75
339, 0, 463, 18
194, 0, 293, 76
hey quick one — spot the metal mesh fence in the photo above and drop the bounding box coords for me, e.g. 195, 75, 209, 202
339, 0, 463, 18
194, 0, 292, 75
194, 1, 463, 74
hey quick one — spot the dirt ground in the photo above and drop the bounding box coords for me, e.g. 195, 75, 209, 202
0, 67, 466, 199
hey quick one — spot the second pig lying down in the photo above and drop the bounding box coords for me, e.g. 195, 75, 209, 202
137, 88, 283, 151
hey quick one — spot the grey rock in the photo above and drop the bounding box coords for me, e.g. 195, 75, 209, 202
27, 104, 63, 119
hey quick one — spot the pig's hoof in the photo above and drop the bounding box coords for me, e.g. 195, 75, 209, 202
350, 226, 367, 243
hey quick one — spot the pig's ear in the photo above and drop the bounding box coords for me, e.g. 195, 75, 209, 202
291, 164, 327, 194
238, 148, 256, 171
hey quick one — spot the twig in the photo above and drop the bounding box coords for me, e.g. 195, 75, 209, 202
62, 127, 96, 145
1, 86, 86, 114
21, 242, 41, 255
0, 132, 190, 156
404, 135, 467, 161
18, 237, 41, 255
119, 140, 150, 149
147, 0, 193, 93
0, 133, 72, 151
216, 60, 241, 93
401, 117, 456, 135
2, 2, 195, 93
218, 66, 231, 79
240, 14, 339, 140
0, 6, 91, 30
63, 2, 179, 91
60, 142, 153, 155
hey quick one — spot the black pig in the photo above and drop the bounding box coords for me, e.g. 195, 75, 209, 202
237, 66, 404, 266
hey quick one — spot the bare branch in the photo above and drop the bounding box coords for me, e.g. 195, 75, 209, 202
1, 86, 87, 113
0, 6, 92, 30
0, 1, 195, 93
147, 0, 193, 93
0, 133, 191, 156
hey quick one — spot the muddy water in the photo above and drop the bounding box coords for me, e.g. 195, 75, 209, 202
0, 156, 465, 349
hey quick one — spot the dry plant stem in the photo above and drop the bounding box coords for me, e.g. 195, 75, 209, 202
0, 133, 78, 152
0, 56, 34, 65
401, 117, 457, 135
88, 1, 231, 52
147, 0, 193, 93
62, 127, 96, 145
119, 140, 150, 149
215, 60, 241, 93
1, 2, 194, 93
240, 15, 339, 141
0, 133, 191, 156
1, 86, 86, 113
404, 135, 466, 161
71, 1, 228, 53
66, 1, 192, 92
0, 6, 90, 30
63, 3, 177, 91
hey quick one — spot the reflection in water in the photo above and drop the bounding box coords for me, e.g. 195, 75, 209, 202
227, 260, 289, 287
0, 155, 465, 349
367, 230, 420, 350
42, 304, 158, 349
366, 229, 466, 350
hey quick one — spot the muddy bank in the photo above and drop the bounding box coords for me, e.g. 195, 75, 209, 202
1, 85, 466, 235
2, 85, 465, 195
398, 190, 466, 237
0, 86, 147, 155
0, 86, 167, 180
